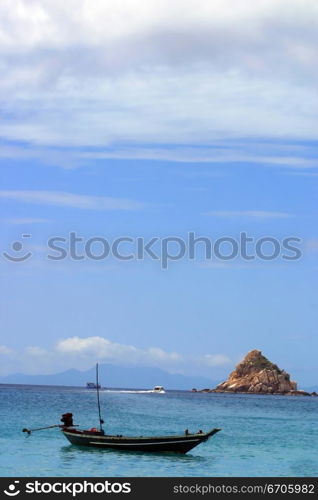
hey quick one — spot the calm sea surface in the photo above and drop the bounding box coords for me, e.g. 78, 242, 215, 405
0, 384, 317, 477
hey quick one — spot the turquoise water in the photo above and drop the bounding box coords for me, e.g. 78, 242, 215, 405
0, 384, 317, 477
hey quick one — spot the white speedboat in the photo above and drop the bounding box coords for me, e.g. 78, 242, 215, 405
151, 385, 165, 394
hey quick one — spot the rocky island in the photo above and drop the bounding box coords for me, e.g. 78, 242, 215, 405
206, 350, 316, 396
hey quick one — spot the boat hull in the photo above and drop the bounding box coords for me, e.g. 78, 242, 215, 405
62, 428, 221, 454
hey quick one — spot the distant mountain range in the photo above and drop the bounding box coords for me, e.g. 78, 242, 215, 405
0, 363, 218, 390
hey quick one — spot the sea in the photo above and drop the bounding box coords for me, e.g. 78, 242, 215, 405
0, 384, 317, 477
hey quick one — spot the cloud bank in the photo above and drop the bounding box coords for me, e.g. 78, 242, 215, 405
0, 0, 317, 163
0, 336, 231, 376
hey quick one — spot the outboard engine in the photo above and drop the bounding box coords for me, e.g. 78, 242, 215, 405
61, 412, 74, 427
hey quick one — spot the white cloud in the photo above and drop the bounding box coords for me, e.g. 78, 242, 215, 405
0, 0, 316, 160
56, 336, 182, 367
25, 346, 47, 356
0, 345, 12, 355
0, 142, 316, 167
79, 148, 318, 167
0, 190, 144, 211
204, 210, 291, 218
0, 336, 230, 376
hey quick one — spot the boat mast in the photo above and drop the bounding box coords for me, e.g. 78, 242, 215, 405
96, 363, 104, 432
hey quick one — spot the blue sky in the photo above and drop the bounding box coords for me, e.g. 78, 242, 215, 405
0, 0, 317, 386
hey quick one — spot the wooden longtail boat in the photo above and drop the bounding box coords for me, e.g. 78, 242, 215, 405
61, 426, 221, 454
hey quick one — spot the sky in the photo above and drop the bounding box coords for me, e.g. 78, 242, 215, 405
0, 0, 317, 386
